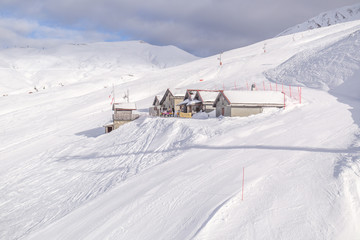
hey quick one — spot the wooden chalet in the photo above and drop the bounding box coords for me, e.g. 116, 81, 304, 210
213, 91, 285, 117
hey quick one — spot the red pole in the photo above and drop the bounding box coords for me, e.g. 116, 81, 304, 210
242, 167, 245, 201
283, 92, 286, 109
289, 85, 292, 98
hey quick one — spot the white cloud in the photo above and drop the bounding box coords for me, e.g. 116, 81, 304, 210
0, 0, 359, 56
0, 17, 119, 48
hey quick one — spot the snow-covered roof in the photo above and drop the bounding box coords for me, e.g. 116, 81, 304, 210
197, 91, 220, 103
113, 102, 137, 110
160, 88, 186, 104
218, 91, 284, 106
171, 88, 186, 97
177, 99, 190, 105
187, 99, 202, 106
153, 95, 162, 106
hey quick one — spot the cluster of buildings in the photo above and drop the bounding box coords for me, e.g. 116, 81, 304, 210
150, 88, 285, 118
104, 87, 285, 133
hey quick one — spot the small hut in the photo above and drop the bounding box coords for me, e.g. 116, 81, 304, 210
104, 102, 139, 133
213, 91, 284, 117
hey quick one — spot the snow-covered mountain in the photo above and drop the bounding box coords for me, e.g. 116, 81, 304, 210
0, 41, 198, 94
278, 3, 360, 36
1, 16, 360, 240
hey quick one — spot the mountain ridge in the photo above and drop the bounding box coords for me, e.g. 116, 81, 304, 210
278, 3, 360, 36
0, 40, 198, 94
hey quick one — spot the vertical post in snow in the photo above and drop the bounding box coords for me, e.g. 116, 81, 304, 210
110, 83, 115, 105
263, 81, 265, 91
283, 92, 286, 109
289, 85, 292, 98
234, 81, 237, 90
218, 52, 223, 66
242, 167, 245, 201
246, 81, 249, 90
113, 84, 116, 103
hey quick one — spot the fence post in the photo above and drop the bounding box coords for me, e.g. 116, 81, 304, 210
283, 92, 286, 109
289, 85, 292, 98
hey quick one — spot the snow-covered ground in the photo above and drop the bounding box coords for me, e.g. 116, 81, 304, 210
1, 19, 360, 240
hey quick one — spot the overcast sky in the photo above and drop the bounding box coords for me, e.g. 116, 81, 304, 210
0, 0, 359, 56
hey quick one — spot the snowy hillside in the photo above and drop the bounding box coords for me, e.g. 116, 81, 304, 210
0, 41, 198, 94
278, 3, 360, 36
1, 18, 360, 240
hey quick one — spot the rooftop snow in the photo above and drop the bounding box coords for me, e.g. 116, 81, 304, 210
222, 91, 284, 106
113, 102, 137, 110
198, 91, 221, 103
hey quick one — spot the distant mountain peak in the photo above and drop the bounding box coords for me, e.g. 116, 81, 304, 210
278, 3, 360, 36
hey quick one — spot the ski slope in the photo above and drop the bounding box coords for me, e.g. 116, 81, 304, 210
1, 20, 360, 240
0, 41, 198, 95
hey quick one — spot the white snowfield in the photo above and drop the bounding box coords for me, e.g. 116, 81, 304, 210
1, 20, 360, 240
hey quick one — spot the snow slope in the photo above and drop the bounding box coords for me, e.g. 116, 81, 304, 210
279, 3, 360, 36
1, 19, 360, 240
0, 41, 198, 94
